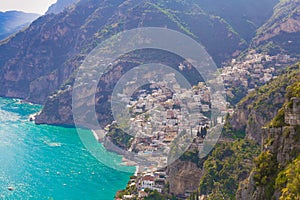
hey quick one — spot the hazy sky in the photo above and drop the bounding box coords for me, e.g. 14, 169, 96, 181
0, 0, 57, 14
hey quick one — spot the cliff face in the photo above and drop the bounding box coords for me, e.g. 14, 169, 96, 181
253, 0, 300, 55
255, 0, 300, 42
237, 117, 300, 200
166, 159, 202, 196
229, 65, 299, 144
0, 0, 125, 103
237, 79, 300, 200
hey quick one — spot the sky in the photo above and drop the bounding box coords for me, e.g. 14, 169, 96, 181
0, 0, 57, 14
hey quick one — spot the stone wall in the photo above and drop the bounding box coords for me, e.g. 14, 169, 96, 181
285, 97, 300, 126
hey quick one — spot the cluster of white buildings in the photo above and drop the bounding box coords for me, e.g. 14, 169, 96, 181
120, 79, 222, 168
119, 169, 167, 200
219, 51, 296, 89
115, 72, 229, 199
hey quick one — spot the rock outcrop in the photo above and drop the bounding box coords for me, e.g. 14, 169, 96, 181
229, 65, 299, 144
236, 87, 300, 200
166, 159, 202, 196
0, 0, 111, 103
253, 0, 300, 55
254, 0, 300, 44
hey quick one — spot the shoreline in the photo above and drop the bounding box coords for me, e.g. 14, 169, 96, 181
91, 129, 139, 199
91, 129, 138, 169
91, 129, 102, 142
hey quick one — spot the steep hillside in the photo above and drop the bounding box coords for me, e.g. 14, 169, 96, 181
0, 0, 249, 106
237, 74, 300, 200
227, 64, 299, 144
198, 139, 259, 199
198, 0, 278, 42
253, 0, 300, 56
188, 64, 299, 199
0, 0, 126, 103
0, 11, 39, 40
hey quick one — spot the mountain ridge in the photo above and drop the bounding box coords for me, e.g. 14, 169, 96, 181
0, 0, 253, 106
0, 11, 40, 40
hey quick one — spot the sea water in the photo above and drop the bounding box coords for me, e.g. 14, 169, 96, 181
0, 97, 133, 200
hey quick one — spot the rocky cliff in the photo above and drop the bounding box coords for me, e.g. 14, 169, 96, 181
236, 73, 300, 200
229, 64, 299, 144
0, 0, 126, 103
166, 159, 202, 196
253, 0, 300, 56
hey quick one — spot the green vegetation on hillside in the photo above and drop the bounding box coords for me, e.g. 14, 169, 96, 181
253, 151, 278, 198
230, 64, 300, 133
147, 2, 196, 37
269, 107, 287, 127
243, 65, 300, 199
145, 190, 176, 200
269, 68, 300, 127
223, 116, 246, 139
106, 124, 133, 150
180, 147, 202, 167
199, 139, 259, 199
276, 156, 300, 200
240, 65, 299, 111
227, 84, 249, 106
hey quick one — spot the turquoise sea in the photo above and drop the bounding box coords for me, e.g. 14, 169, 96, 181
0, 97, 133, 200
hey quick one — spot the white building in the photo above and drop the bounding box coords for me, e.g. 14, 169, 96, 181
141, 175, 155, 190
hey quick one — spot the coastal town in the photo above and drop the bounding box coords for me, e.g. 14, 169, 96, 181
110, 69, 230, 163
111, 51, 298, 199
2, 0, 300, 199
104, 68, 227, 199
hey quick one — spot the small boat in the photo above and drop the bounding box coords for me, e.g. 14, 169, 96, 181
29, 113, 37, 121
8, 186, 15, 191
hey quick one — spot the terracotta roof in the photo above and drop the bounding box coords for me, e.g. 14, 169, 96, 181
142, 175, 155, 181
